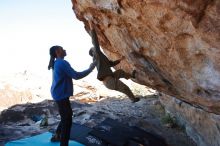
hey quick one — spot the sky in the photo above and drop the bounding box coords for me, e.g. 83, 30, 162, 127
0, 0, 94, 76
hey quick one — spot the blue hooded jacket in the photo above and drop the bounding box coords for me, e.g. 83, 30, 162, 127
51, 58, 93, 101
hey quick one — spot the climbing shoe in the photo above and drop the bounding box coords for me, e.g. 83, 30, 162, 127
50, 133, 61, 142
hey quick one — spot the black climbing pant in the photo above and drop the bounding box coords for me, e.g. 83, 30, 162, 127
55, 98, 73, 146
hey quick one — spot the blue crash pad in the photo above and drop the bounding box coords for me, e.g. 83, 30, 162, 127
5, 132, 84, 146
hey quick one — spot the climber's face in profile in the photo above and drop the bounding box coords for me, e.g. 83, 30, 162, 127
56, 47, 66, 58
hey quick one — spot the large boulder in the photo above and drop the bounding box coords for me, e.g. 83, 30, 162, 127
71, 0, 220, 145
160, 94, 220, 146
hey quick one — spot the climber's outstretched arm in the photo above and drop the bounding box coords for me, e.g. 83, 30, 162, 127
88, 21, 101, 53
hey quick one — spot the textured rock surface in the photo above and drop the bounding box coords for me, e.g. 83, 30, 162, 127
72, 0, 220, 114
71, 0, 220, 145
160, 94, 220, 146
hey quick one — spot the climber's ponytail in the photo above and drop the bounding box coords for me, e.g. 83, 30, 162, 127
48, 56, 55, 70
48, 45, 61, 70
